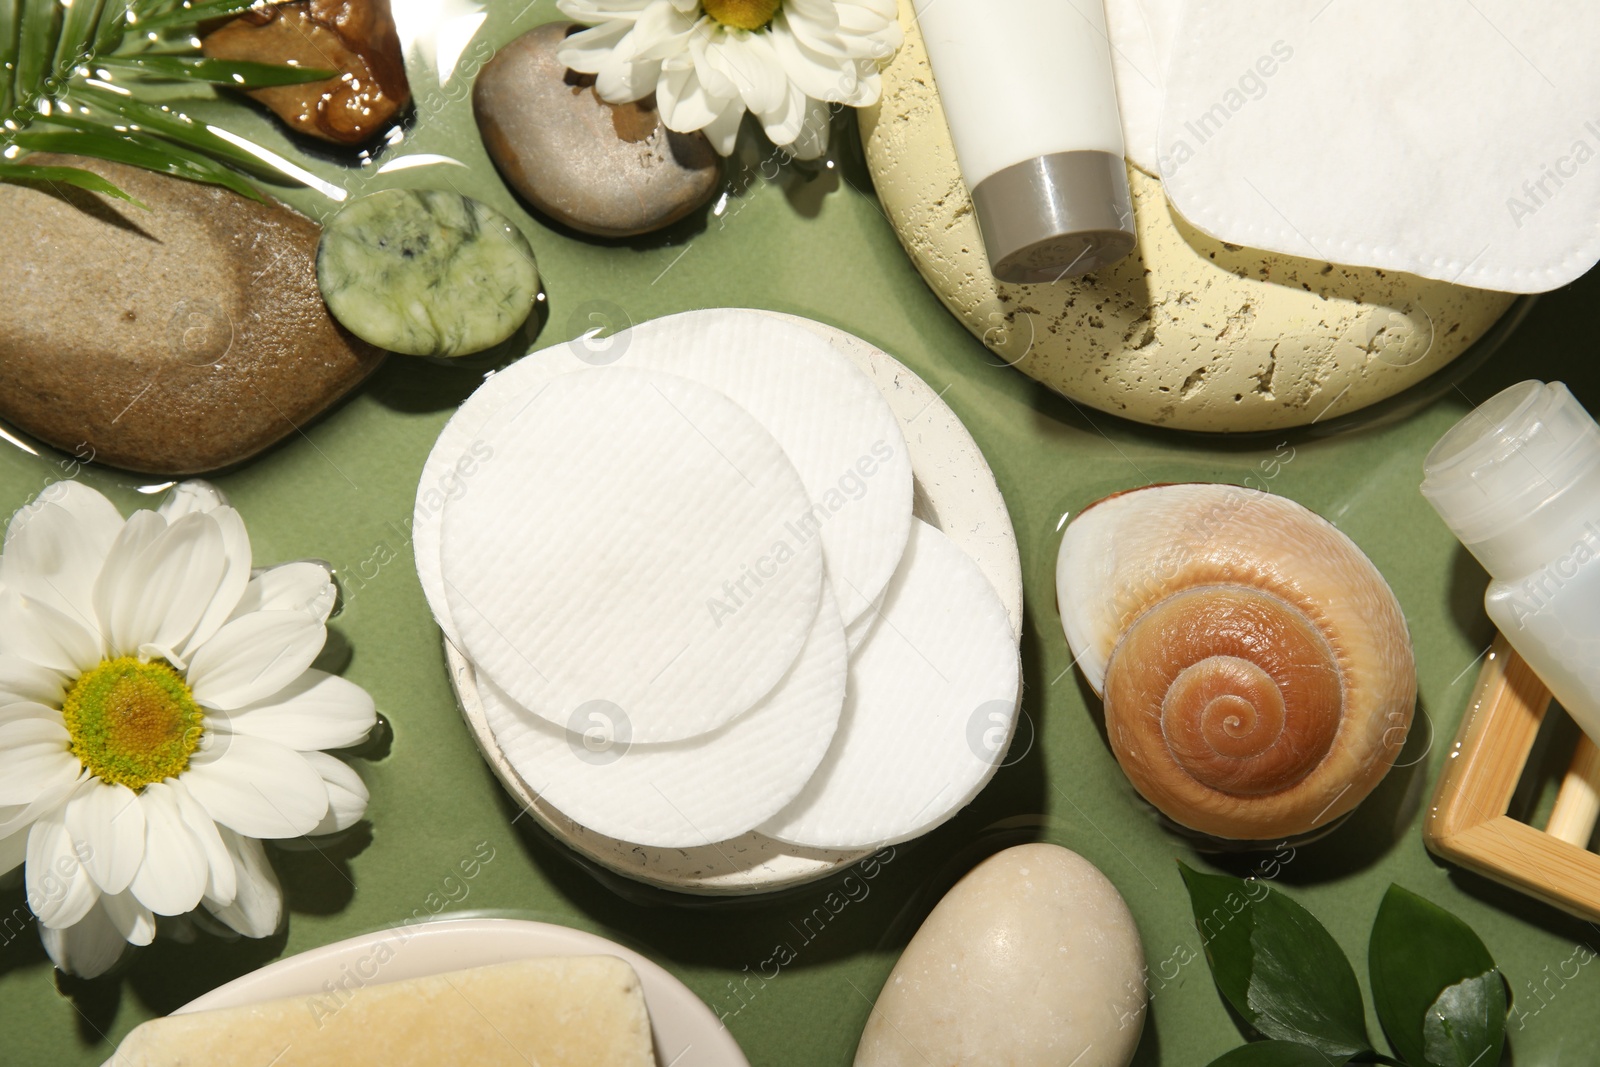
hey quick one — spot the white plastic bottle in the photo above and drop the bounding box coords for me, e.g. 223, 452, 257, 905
1421, 380, 1600, 740
911, 0, 1135, 284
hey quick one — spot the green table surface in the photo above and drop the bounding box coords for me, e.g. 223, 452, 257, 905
5, 4, 1600, 1064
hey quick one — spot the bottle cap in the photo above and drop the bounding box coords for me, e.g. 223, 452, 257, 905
970, 151, 1136, 284
1421, 380, 1600, 576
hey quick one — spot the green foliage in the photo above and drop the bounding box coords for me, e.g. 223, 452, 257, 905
1182, 865, 1508, 1067
0, 0, 334, 200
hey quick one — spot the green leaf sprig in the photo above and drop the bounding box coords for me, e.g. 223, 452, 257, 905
1180, 863, 1508, 1067
0, 0, 334, 202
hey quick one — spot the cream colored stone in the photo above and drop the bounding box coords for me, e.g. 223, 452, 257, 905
858, 2, 1518, 432
108, 957, 654, 1066
855, 843, 1146, 1067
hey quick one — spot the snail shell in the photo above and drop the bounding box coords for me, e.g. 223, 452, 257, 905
1056, 483, 1416, 841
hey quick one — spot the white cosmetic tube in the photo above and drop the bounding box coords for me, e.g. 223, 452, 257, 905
912, 0, 1136, 283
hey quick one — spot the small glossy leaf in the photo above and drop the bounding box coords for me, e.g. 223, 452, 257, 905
15, 126, 263, 200
51, 0, 103, 76
128, 0, 265, 33
0, 160, 141, 204
100, 54, 335, 87
1369, 884, 1506, 1067
1207, 1041, 1352, 1067
1421, 972, 1507, 1067
1181, 863, 1371, 1058
13, 0, 60, 111
0, 0, 22, 114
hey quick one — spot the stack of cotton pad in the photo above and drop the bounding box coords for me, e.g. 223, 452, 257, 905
414, 309, 1022, 852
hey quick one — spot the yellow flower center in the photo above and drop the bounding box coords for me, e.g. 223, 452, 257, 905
61, 657, 204, 790
703, 0, 780, 31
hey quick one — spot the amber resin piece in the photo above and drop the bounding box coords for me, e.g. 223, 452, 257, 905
202, 0, 411, 145
1056, 482, 1417, 841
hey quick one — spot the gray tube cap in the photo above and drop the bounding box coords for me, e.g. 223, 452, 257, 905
971, 150, 1136, 284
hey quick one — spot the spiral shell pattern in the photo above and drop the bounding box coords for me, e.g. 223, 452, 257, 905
1057, 483, 1417, 841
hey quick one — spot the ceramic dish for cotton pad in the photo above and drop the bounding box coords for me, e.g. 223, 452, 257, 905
441, 366, 825, 744
416, 307, 912, 637
447, 312, 1021, 894
761, 520, 1021, 850
477, 590, 847, 848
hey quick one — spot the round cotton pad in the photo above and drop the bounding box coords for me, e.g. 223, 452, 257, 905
413, 308, 912, 641
479, 589, 849, 848
761, 519, 1021, 850
441, 366, 825, 743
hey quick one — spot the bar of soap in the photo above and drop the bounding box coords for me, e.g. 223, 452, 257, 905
108, 956, 654, 1066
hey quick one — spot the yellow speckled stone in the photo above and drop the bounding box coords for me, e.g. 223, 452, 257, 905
858, 1, 1518, 433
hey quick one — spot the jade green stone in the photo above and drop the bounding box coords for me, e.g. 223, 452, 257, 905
317, 188, 538, 357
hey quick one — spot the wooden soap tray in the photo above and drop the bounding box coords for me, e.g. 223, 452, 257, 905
1425, 635, 1600, 921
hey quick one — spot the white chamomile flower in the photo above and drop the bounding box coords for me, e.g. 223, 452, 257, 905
557, 0, 902, 158
0, 480, 376, 978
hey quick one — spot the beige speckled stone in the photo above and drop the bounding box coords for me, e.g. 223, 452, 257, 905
0, 154, 385, 476
859, 1, 1518, 432
855, 843, 1146, 1067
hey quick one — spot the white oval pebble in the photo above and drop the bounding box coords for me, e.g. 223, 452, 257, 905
413, 308, 913, 642
855, 843, 1147, 1067
480, 589, 849, 848
441, 366, 824, 743
761, 519, 1020, 849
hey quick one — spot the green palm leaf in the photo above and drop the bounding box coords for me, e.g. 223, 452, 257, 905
1, 0, 324, 203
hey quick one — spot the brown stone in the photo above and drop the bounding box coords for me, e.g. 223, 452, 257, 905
0, 154, 386, 476
473, 22, 722, 238
202, 0, 410, 146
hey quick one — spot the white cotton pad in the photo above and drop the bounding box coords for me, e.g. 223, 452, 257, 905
440, 366, 825, 743
413, 308, 913, 642
761, 519, 1021, 850
1155, 0, 1600, 291
480, 589, 849, 848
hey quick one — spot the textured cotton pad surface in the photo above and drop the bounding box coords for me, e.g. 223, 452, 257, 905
441, 366, 824, 743
481, 590, 849, 848
413, 307, 912, 639
762, 520, 1020, 849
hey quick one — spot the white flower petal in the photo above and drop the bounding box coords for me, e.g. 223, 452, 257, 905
0, 716, 77, 807
228, 562, 337, 626
558, 19, 632, 74
771, 16, 856, 101
157, 480, 228, 520
209, 669, 376, 752
26, 808, 98, 929
39, 896, 126, 977
1, 494, 115, 632
756, 79, 809, 146
0, 769, 83, 840
101, 512, 227, 660
303, 752, 369, 835
90, 509, 165, 640
63, 780, 145, 895
183, 735, 328, 838
0, 654, 66, 709
787, 96, 834, 159
203, 827, 281, 939
127, 782, 209, 916
179, 506, 253, 662
705, 30, 786, 114
186, 610, 326, 711
658, 60, 727, 132
627, 1, 697, 62
0, 590, 102, 674
0, 826, 26, 877
701, 100, 745, 155
167, 779, 236, 906
101, 889, 156, 947
558, 0, 655, 24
